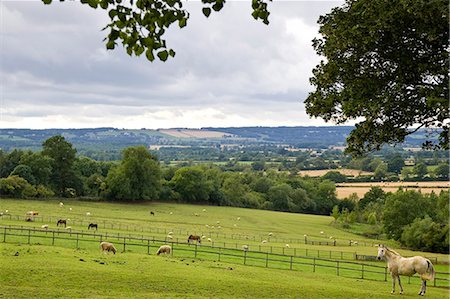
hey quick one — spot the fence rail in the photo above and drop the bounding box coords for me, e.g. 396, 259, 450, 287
1, 226, 448, 288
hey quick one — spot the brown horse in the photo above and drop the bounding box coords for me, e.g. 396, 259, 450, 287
88, 223, 98, 230
187, 235, 201, 244
57, 219, 67, 227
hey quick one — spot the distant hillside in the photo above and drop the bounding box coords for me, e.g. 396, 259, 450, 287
0, 126, 434, 154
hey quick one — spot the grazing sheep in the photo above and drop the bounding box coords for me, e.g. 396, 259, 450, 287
285, 244, 290, 248
329, 236, 334, 239
217, 226, 221, 229
303, 234, 307, 237
41, 224, 49, 229
261, 240, 268, 244
156, 245, 171, 255
194, 213, 199, 217
86, 212, 91, 216
65, 226, 72, 230
100, 241, 117, 254
320, 231, 324, 235
169, 212, 173, 215
211, 225, 215, 229
69, 208, 72, 211
167, 231, 173, 235
268, 232, 273, 236
233, 224, 237, 227
354, 241, 358, 245
207, 238, 212, 242
216, 221, 220, 224
205, 224, 209, 228
5, 210, 8, 213
202, 209, 206, 212
59, 202, 64, 208
242, 245, 249, 251
167, 235, 173, 239
237, 217, 241, 221
201, 235, 206, 239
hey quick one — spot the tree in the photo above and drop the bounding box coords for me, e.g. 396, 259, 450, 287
322, 171, 347, 183
267, 184, 293, 212
105, 146, 161, 200
400, 216, 448, 253
306, 0, 449, 155
413, 162, 428, 179
19, 152, 53, 186
41, 0, 271, 62
170, 166, 212, 203
373, 163, 388, 180
387, 155, 405, 174
359, 186, 385, 210
42, 136, 80, 196
434, 163, 449, 180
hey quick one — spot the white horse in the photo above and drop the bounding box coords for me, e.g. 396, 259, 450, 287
377, 244, 435, 296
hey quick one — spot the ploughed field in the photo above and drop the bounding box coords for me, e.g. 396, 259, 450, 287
0, 199, 448, 298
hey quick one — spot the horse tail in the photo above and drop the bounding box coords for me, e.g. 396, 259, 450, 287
422, 259, 435, 281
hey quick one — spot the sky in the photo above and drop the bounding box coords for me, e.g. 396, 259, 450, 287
1, 0, 345, 129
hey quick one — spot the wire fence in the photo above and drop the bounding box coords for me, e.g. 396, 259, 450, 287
1, 225, 448, 288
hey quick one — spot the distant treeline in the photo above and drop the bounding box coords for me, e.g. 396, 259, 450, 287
0, 136, 342, 216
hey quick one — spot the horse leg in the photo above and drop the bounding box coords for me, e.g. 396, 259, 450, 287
398, 276, 404, 294
391, 274, 396, 294
421, 280, 426, 296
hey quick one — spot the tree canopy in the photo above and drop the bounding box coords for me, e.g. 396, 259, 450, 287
305, 0, 449, 155
41, 0, 271, 62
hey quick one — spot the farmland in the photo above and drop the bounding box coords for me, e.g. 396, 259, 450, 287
336, 181, 450, 199
298, 169, 374, 177
0, 199, 448, 298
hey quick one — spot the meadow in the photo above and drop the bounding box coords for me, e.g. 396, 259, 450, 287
0, 199, 448, 298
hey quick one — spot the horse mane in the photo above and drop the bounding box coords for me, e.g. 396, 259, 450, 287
385, 246, 402, 257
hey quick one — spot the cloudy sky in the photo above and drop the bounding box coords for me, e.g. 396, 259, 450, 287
1, 0, 344, 129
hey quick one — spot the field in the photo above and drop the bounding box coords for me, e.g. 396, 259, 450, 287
336, 181, 449, 199
0, 199, 448, 298
298, 169, 374, 177
158, 129, 234, 138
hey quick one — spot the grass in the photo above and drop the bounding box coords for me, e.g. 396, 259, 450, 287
0, 199, 448, 298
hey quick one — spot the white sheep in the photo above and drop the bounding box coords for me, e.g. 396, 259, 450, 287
167, 231, 173, 235
201, 235, 206, 239
69, 208, 72, 211
205, 224, 209, 228
329, 236, 334, 239
5, 210, 8, 213
194, 213, 199, 217
320, 231, 324, 235
156, 245, 171, 255
237, 217, 240, 221
202, 209, 206, 212
242, 245, 249, 251
100, 241, 117, 254
167, 235, 173, 239
217, 226, 221, 229
285, 244, 290, 248
211, 225, 215, 229
41, 224, 49, 229
233, 224, 237, 227
65, 226, 72, 230
268, 232, 273, 236
304, 234, 307, 237
86, 212, 91, 216
169, 212, 173, 215
207, 238, 212, 242
216, 221, 220, 224
59, 202, 64, 208
261, 240, 268, 244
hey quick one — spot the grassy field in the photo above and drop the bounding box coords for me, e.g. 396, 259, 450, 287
0, 199, 448, 298
298, 169, 374, 177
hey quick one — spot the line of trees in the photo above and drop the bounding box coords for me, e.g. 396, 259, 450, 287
332, 188, 449, 253
0, 136, 341, 216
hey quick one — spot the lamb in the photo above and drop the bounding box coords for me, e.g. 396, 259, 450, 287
156, 245, 171, 255
41, 224, 49, 229
100, 241, 117, 254
59, 202, 64, 208
242, 245, 249, 251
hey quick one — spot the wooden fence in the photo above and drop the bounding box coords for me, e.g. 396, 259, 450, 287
1, 225, 448, 288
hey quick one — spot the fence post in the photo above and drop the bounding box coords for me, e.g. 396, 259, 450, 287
433, 276, 436, 287
27, 229, 31, 244
76, 233, 79, 248
261, 252, 266, 267
3, 227, 6, 242
290, 256, 293, 270
361, 264, 364, 279
195, 244, 198, 258
123, 237, 126, 252
244, 250, 247, 265
52, 231, 55, 245
313, 257, 316, 272
147, 240, 150, 255
337, 261, 339, 276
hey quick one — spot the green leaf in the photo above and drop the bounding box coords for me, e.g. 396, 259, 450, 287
157, 50, 169, 61
145, 49, 155, 62
42, 0, 52, 4
169, 49, 176, 57
212, 2, 223, 11
106, 41, 115, 50
202, 7, 211, 17
108, 9, 118, 19
179, 18, 187, 28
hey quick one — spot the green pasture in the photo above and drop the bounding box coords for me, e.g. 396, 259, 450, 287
0, 199, 448, 298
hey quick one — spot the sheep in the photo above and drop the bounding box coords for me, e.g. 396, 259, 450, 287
237, 217, 241, 221
69, 208, 72, 211
303, 234, 307, 237
320, 231, 324, 235
194, 213, 199, 217
59, 202, 64, 208
5, 210, 8, 213
285, 244, 290, 248
100, 241, 117, 254
41, 224, 49, 229
207, 238, 212, 242
261, 240, 268, 244
65, 226, 72, 230
86, 212, 91, 216
329, 236, 334, 239
211, 225, 215, 229
167, 231, 173, 235
217, 226, 221, 229
216, 221, 220, 224
156, 245, 171, 255
233, 224, 237, 227
169, 212, 173, 215
202, 209, 206, 212
167, 235, 173, 239
268, 232, 273, 236
201, 235, 206, 239
242, 245, 249, 251
205, 224, 209, 228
